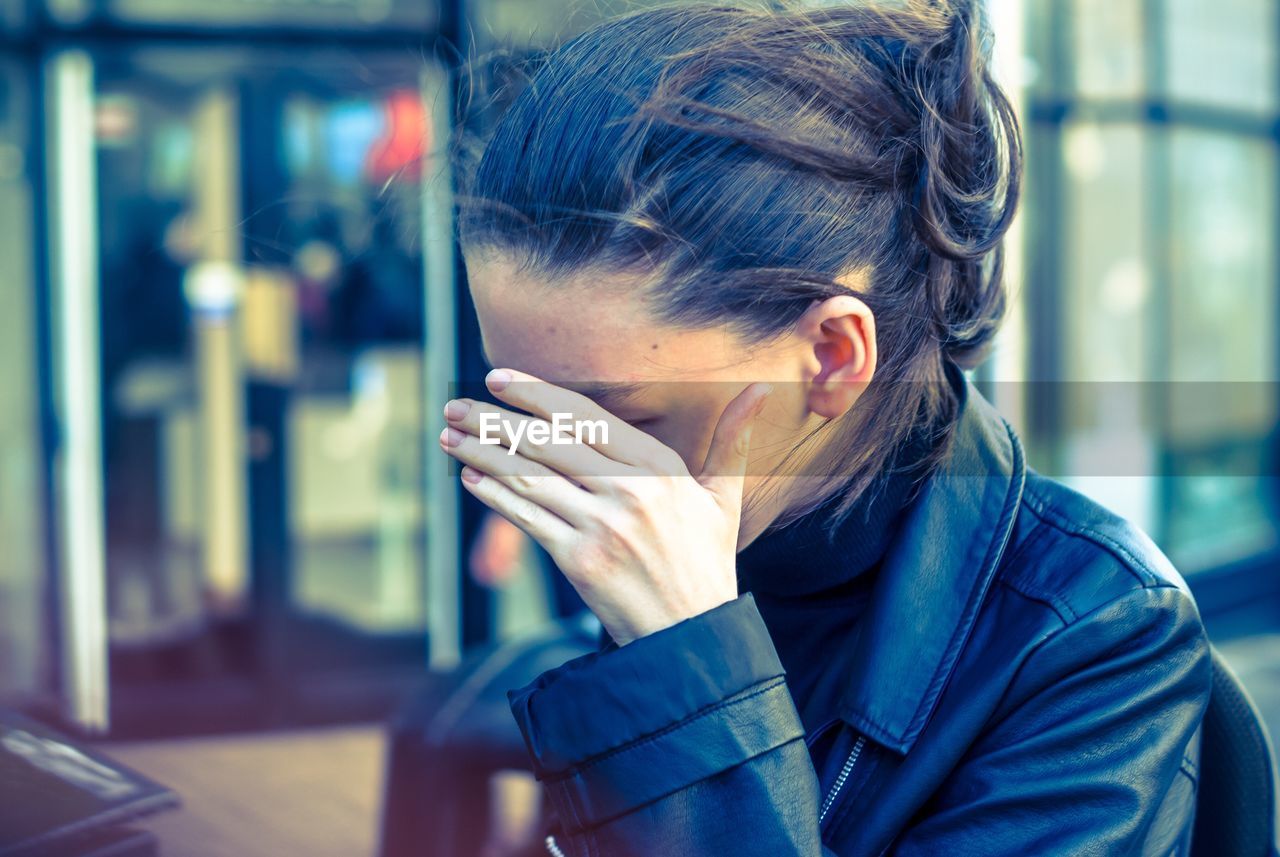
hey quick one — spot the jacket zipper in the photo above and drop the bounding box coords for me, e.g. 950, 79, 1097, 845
543, 732, 866, 854
818, 734, 866, 825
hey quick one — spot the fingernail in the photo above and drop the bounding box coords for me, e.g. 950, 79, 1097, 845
440, 427, 465, 447
461, 466, 483, 484
755, 383, 773, 412
444, 399, 470, 421
486, 369, 512, 392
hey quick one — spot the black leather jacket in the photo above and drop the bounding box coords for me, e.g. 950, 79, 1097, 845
508, 375, 1213, 856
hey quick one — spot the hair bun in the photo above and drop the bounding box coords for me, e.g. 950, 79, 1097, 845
904, 0, 1021, 367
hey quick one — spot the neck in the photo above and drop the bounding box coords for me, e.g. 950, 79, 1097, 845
736, 401, 943, 553
737, 474, 842, 551
736, 403, 867, 551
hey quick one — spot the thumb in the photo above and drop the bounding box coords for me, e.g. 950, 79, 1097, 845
698, 382, 773, 506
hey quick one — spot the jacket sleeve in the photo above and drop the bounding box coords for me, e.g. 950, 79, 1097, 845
508, 593, 834, 857
890, 583, 1212, 857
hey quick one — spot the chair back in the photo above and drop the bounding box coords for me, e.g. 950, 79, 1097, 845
1192, 645, 1279, 857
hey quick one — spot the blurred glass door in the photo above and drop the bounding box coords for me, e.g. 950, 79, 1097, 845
44, 35, 457, 735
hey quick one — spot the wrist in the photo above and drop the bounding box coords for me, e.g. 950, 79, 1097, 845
617, 590, 740, 646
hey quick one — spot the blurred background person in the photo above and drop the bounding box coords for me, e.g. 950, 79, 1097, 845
469, 511, 587, 620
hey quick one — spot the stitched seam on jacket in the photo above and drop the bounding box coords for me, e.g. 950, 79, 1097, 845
555, 778, 585, 841
542, 676, 793, 781
992, 522, 1079, 625
979, 585, 1202, 748
572, 735, 811, 833
1021, 484, 1166, 590
995, 578, 1075, 628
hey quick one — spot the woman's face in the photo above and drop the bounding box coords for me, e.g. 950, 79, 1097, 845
462, 252, 877, 517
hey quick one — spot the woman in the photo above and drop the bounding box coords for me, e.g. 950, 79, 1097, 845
438, 2, 1212, 854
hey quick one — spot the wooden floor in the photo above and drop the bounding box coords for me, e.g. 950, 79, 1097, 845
102, 726, 385, 857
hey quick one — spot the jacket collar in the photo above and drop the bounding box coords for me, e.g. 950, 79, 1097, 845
837, 364, 1025, 754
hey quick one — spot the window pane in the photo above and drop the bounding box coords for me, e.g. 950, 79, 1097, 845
1064, 123, 1149, 386
1055, 123, 1161, 537
1168, 130, 1275, 410
1164, 0, 1277, 113
0, 0, 25, 31
0, 56, 45, 701
1022, 0, 1055, 97
1164, 128, 1278, 569
1072, 0, 1145, 98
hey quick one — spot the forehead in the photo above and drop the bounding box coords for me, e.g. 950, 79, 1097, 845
464, 253, 736, 384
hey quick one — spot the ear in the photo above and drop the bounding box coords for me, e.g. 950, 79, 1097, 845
796, 294, 877, 419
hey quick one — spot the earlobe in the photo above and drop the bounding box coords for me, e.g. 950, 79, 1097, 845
800, 296, 877, 420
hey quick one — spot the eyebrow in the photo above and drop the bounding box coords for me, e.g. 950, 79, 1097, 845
479, 339, 646, 411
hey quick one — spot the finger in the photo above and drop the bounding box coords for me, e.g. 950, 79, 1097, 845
440, 426, 598, 524
458, 465, 576, 547
484, 368, 672, 468
698, 382, 772, 506
443, 398, 633, 487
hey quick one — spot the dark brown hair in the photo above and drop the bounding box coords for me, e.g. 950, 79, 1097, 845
457, 0, 1023, 522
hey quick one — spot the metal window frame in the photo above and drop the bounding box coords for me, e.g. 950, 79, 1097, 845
1024, 0, 1280, 611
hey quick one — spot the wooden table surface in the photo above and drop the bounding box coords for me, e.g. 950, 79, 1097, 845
102, 726, 386, 857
